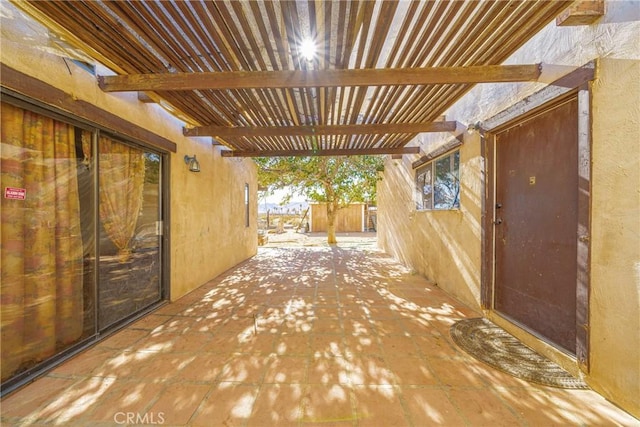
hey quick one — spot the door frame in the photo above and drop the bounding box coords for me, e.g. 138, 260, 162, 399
480, 62, 595, 372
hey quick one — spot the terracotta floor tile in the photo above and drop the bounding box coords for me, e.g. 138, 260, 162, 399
307, 356, 351, 385
427, 357, 487, 387
348, 355, 394, 386
447, 388, 524, 427
352, 385, 409, 427
0, 377, 77, 419
491, 386, 585, 426
174, 353, 230, 382
150, 315, 199, 333
147, 383, 210, 425
263, 356, 308, 384
385, 356, 439, 386
247, 384, 304, 426
36, 376, 118, 424
370, 319, 406, 335
88, 380, 163, 422
190, 383, 259, 426
341, 305, 367, 319
231, 331, 276, 355
281, 315, 315, 333
96, 328, 149, 350
310, 334, 345, 358
312, 317, 343, 334
377, 334, 421, 358
411, 332, 462, 359
166, 331, 213, 353
274, 333, 311, 356
217, 354, 271, 384
129, 313, 171, 330
402, 386, 468, 426
131, 352, 191, 380
300, 384, 356, 425
187, 315, 227, 333
3, 244, 637, 427
131, 331, 182, 353
96, 350, 158, 378
314, 306, 341, 319
343, 332, 382, 357
201, 332, 246, 354
51, 347, 118, 376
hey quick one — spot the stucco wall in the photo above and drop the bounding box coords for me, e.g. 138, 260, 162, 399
378, 133, 483, 309
171, 147, 257, 300
378, 3, 639, 418
0, 4, 258, 302
588, 58, 640, 416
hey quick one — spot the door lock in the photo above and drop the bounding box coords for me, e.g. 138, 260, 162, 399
494, 218, 503, 225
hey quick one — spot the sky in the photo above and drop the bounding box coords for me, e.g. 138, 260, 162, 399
259, 187, 307, 205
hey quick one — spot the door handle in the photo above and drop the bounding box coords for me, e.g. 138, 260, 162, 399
494, 218, 503, 225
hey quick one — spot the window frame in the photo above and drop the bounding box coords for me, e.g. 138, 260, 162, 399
244, 183, 250, 227
415, 149, 461, 211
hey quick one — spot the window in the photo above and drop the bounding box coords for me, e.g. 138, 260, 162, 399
416, 150, 460, 210
245, 183, 250, 227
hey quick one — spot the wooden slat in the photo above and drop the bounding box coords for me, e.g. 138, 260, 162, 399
18, 0, 573, 157
98, 64, 542, 92
557, 0, 604, 26
412, 139, 463, 169
185, 121, 457, 137
221, 146, 421, 157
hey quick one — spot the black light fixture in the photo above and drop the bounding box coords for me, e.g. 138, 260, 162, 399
184, 155, 201, 172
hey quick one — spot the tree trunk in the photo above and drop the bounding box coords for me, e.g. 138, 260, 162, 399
326, 200, 338, 244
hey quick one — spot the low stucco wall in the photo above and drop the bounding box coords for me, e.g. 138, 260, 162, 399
0, 4, 258, 302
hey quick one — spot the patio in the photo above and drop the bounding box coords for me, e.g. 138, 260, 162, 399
1, 238, 636, 426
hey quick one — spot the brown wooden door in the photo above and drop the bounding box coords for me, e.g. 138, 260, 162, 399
494, 98, 579, 354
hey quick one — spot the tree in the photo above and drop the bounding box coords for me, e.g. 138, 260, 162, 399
254, 155, 384, 244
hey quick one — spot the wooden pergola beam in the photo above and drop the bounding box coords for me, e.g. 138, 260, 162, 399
98, 64, 542, 92
220, 146, 421, 158
185, 121, 457, 138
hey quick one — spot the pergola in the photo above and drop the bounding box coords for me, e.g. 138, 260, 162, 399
15, 0, 576, 157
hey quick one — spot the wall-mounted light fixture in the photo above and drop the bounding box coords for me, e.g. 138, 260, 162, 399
184, 155, 201, 172
466, 121, 484, 134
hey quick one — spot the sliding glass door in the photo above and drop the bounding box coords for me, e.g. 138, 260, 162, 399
97, 136, 163, 329
1, 98, 167, 390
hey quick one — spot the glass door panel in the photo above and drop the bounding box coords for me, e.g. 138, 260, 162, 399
98, 136, 162, 330
0, 102, 96, 383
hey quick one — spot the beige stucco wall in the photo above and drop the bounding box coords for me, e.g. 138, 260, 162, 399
171, 146, 257, 300
0, 3, 258, 302
378, 133, 483, 309
378, 4, 639, 418
588, 58, 640, 416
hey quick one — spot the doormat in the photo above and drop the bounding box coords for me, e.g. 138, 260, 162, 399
450, 317, 589, 389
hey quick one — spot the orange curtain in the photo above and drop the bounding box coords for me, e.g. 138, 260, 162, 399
97, 136, 145, 262
1, 102, 84, 381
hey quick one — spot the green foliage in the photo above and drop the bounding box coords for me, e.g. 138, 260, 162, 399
254, 155, 384, 207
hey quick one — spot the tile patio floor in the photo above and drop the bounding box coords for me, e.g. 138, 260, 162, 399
2, 239, 637, 426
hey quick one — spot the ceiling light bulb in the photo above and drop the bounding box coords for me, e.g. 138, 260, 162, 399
299, 38, 317, 61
